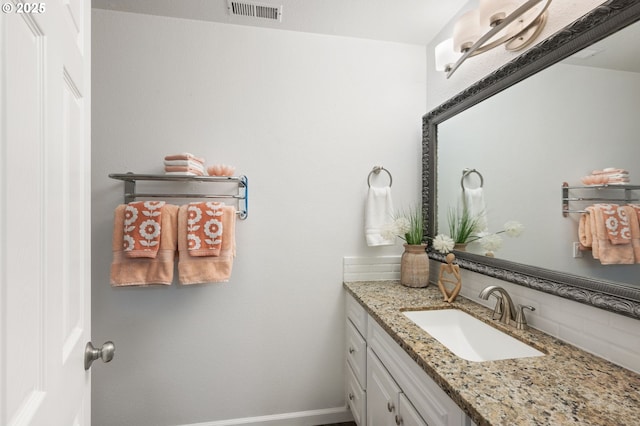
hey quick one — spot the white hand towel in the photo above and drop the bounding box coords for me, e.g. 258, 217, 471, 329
463, 187, 487, 232
365, 186, 395, 246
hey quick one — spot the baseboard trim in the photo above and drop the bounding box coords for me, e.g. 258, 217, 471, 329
179, 405, 353, 426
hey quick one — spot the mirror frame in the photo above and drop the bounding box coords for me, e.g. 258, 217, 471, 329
423, 0, 640, 320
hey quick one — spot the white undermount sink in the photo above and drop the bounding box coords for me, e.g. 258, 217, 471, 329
403, 309, 544, 362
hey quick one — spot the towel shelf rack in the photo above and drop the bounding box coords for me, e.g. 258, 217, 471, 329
109, 173, 249, 219
561, 182, 640, 217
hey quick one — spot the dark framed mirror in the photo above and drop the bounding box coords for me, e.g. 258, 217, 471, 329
423, 0, 640, 319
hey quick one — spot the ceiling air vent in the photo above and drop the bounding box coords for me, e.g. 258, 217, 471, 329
227, 1, 283, 22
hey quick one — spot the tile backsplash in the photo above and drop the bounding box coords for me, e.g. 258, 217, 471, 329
343, 256, 401, 282
343, 256, 640, 374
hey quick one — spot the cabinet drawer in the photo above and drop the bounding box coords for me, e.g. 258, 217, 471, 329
346, 292, 368, 336
346, 362, 366, 426
346, 319, 367, 388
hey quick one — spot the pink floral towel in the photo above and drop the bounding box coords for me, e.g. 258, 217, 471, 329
123, 201, 166, 258
186, 202, 224, 257
596, 203, 631, 245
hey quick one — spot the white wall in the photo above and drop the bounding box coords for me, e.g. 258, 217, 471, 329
91, 9, 426, 426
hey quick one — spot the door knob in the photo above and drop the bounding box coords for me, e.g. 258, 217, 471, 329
84, 341, 115, 370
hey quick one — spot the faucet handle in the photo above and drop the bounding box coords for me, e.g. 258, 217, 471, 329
490, 294, 503, 320
515, 305, 535, 330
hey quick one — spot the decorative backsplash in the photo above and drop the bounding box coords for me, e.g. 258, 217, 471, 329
343, 256, 400, 282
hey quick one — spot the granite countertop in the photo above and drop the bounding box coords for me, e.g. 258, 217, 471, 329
344, 280, 640, 426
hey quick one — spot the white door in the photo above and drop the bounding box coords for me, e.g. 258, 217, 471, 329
1, 0, 93, 425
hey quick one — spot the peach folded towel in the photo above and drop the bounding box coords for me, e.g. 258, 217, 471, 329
626, 204, 640, 262
581, 169, 630, 185
111, 204, 179, 286
607, 177, 631, 184
164, 153, 205, 164
164, 159, 206, 173
586, 206, 599, 259
123, 201, 166, 258
178, 204, 236, 284
578, 212, 592, 248
186, 202, 224, 257
589, 204, 634, 264
164, 159, 204, 167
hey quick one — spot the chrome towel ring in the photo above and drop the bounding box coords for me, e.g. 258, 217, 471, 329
367, 166, 393, 188
461, 168, 484, 191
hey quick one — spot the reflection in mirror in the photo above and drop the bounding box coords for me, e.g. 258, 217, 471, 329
423, 1, 640, 319
437, 19, 640, 286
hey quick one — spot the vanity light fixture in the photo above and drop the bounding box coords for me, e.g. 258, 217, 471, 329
435, 0, 552, 78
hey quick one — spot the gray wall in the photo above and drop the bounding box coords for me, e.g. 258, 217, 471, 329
91, 9, 426, 426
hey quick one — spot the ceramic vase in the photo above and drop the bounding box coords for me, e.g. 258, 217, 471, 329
400, 244, 429, 288
454, 243, 467, 252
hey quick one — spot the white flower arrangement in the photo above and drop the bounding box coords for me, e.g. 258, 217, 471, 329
382, 206, 424, 245
382, 205, 524, 255
432, 208, 524, 255
432, 234, 455, 253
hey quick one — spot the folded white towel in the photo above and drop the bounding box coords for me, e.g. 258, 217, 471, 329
592, 168, 628, 175
365, 186, 395, 246
463, 187, 487, 232
603, 173, 629, 178
164, 171, 200, 176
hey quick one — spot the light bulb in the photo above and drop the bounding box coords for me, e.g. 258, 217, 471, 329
479, 0, 520, 27
453, 9, 482, 53
435, 39, 460, 72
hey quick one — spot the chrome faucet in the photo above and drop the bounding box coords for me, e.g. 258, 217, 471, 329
479, 286, 516, 325
515, 305, 535, 330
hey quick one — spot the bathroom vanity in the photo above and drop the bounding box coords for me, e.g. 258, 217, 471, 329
344, 281, 640, 426
346, 290, 471, 426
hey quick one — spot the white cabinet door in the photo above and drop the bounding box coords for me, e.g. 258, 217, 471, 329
398, 393, 428, 426
366, 348, 400, 426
